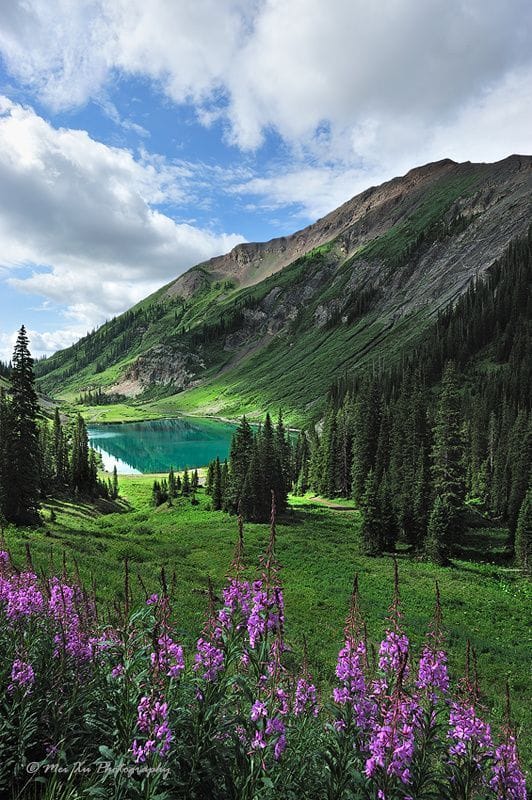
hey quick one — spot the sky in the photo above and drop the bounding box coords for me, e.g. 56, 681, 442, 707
0, 0, 531, 362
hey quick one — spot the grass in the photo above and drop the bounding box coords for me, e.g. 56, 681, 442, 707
3, 475, 530, 770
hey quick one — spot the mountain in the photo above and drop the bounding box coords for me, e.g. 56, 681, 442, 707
35, 155, 532, 424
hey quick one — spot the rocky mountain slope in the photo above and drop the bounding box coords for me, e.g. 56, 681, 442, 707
36, 155, 532, 423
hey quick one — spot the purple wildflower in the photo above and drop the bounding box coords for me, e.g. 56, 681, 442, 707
247, 580, 284, 649
194, 637, 224, 682
251, 700, 268, 721
8, 658, 35, 692
366, 694, 421, 786
416, 646, 449, 698
111, 664, 124, 678
132, 694, 172, 763
146, 593, 159, 605
294, 677, 318, 717
150, 634, 185, 678
3, 572, 44, 619
378, 629, 410, 677
448, 701, 493, 761
490, 734, 527, 800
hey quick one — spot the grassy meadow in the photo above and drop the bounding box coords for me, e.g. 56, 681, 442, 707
3, 472, 530, 770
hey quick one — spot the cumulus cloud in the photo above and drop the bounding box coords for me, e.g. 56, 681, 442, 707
0, 96, 244, 328
1, 0, 531, 222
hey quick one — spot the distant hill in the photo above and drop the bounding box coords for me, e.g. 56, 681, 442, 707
35, 155, 532, 423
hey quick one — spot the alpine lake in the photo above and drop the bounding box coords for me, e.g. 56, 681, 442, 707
87, 417, 238, 474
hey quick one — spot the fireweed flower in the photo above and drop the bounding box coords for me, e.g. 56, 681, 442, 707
193, 637, 224, 682
333, 639, 375, 730
146, 593, 159, 606
294, 677, 318, 717
378, 629, 410, 678
247, 581, 284, 649
131, 694, 172, 763
490, 734, 527, 800
448, 701, 493, 762
8, 658, 35, 692
3, 572, 44, 620
218, 578, 252, 633
111, 664, 124, 678
150, 634, 185, 678
416, 646, 449, 699
365, 693, 422, 786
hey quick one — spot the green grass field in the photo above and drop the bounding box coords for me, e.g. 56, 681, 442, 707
3, 473, 530, 770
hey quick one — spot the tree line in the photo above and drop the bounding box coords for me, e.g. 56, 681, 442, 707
312, 228, 532, 568
0, 327, 114, 525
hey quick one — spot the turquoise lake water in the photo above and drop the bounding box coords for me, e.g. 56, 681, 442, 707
87, 417, 238, 474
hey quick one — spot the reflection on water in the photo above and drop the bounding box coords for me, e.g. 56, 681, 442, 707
88, 417, 237, 474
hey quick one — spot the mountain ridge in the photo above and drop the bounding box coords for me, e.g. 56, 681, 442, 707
35, 155, 532, 423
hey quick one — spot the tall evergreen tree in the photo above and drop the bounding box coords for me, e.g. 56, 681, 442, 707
360, 470, 383, 556
71, 413, 91, 495
226, 416, 254, 512
430, 362, 466, 550
9, 326, 40, 523
182, 468, 191, 497
212, 457, 223, 511
514, 488, 531, 575
425, 495, 451, 565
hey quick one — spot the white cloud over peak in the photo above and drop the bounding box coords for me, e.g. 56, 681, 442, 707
1, 0, 531, 154
0, 97, 244, 329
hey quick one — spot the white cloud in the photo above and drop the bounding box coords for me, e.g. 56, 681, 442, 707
0, 0, 530, 222
0, 97, 244, 331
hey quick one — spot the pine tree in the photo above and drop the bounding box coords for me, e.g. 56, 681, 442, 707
294, 431, 311, 495
360, 470, 383, 556
514, 488, 531, 575
71, 413, 91, 495
192, 469, 199, 491
319, 409, 338, 498
260, 413, 286, 518
206, 461, 215, 495
0, 390, 15, 521
351, 377, 381, 504
182, 468, 191, 496
168, 467, 177, 502
52, 408, 69, 491
431, 362, 466, 548
425, 495, 451, 565
9, 326, 40, 523
226, 416, 254, 512
212, 457, 223, 510
275, 410, 292, 498
111, 465, 119, 500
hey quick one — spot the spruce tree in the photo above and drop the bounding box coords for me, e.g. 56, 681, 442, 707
275, 410, 292, 497
360, 470, 383, 556
319, 409, 338, 498
226, 416, 254, 512
111, 465, 119, 500
168, 467, 177, 502
182, 468, 191, 496
425, 495, 451, 565
192, 469, 199, 491
514, 489, 531, 575
52, 408, 68, 491
212, 457, 223, 510
9, 326, 40, 523
206, 460, 215, 495
71, 413, 91, 495
431, 362, 466, 548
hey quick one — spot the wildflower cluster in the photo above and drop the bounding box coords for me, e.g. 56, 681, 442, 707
0, 539, 528, 799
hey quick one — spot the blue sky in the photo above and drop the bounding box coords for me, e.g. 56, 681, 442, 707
0, 0, 531, 361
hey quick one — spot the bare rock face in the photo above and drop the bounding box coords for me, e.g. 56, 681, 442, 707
115, 345, 205, 395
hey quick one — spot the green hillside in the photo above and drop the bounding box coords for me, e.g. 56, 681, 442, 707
34, 157, 532, 424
